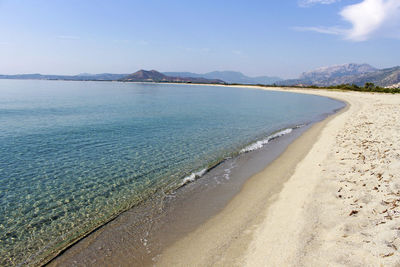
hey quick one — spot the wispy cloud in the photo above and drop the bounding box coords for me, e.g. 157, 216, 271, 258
299, 0, 340, 7
293, 26, 343, 35
296, 0, 400, 41
57, 35, 80, 40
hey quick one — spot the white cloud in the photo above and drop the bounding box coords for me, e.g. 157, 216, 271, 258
341, 0, 400, 41
296, 0, 400, 41
299, 0, 340, 7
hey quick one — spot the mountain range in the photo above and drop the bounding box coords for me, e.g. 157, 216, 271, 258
279, 63, 400, 87
0, 70, 278, 84
0, 71, 222, 84
164, 71, 282, 84
1, 64, 399, 88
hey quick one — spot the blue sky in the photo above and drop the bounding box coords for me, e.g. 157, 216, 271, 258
0, 0, 399, 78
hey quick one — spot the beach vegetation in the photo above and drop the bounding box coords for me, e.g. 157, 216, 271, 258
260, 82, 400, 94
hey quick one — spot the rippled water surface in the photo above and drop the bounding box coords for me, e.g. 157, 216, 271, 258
0, 80, 344, 265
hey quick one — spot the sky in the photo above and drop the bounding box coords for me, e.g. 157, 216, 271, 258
0, 0, 399, 78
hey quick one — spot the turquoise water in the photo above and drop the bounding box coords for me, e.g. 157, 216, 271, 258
0, 80, 344, 266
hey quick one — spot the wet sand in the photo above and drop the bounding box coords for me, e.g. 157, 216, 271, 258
47, 109, 329, 266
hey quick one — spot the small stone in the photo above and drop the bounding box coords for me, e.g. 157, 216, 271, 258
349, 210, 359, 216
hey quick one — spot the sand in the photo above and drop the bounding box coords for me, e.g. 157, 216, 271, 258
157, 88, 400, 266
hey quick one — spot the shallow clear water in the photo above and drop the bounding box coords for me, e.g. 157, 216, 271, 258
0, 80, 344, 266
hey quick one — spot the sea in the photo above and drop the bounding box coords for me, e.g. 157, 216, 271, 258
0, 80, 344, 266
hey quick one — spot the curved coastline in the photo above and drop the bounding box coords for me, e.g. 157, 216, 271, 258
3, 82, 341, 267
157, 87, 400, 266
241, 89, 400, 266
45, 86, 346, 267
156, 86, 349, 266
42, 126, 304, 266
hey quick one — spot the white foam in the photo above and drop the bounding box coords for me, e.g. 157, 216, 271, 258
181, 168, 207, 185
240, 128, 293, 153
269, 128, 293, 139
181, 127, 297, 185
240, 138, 270, 153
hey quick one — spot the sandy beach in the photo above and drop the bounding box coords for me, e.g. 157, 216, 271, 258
157, 88, 400, 266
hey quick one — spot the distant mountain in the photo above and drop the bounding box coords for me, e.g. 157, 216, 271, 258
164, 71, 282, 84
121, 70, 225, 84
122, 70, 167, 82
300, 63, 377, 81
279, 63, 400, 87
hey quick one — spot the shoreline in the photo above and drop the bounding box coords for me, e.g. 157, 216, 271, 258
158, 87, 400, 266
46, 86, 344, 267
43, 126, 305, 266
156, 87, 348, 266
47, 123, 329, 267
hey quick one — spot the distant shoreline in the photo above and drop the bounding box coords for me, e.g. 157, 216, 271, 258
1, 77, 399, 93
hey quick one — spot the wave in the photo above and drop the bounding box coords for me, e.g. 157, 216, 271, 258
240, 127, 294, 153
180, 125, 304, 187
181, 168, 208, 185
